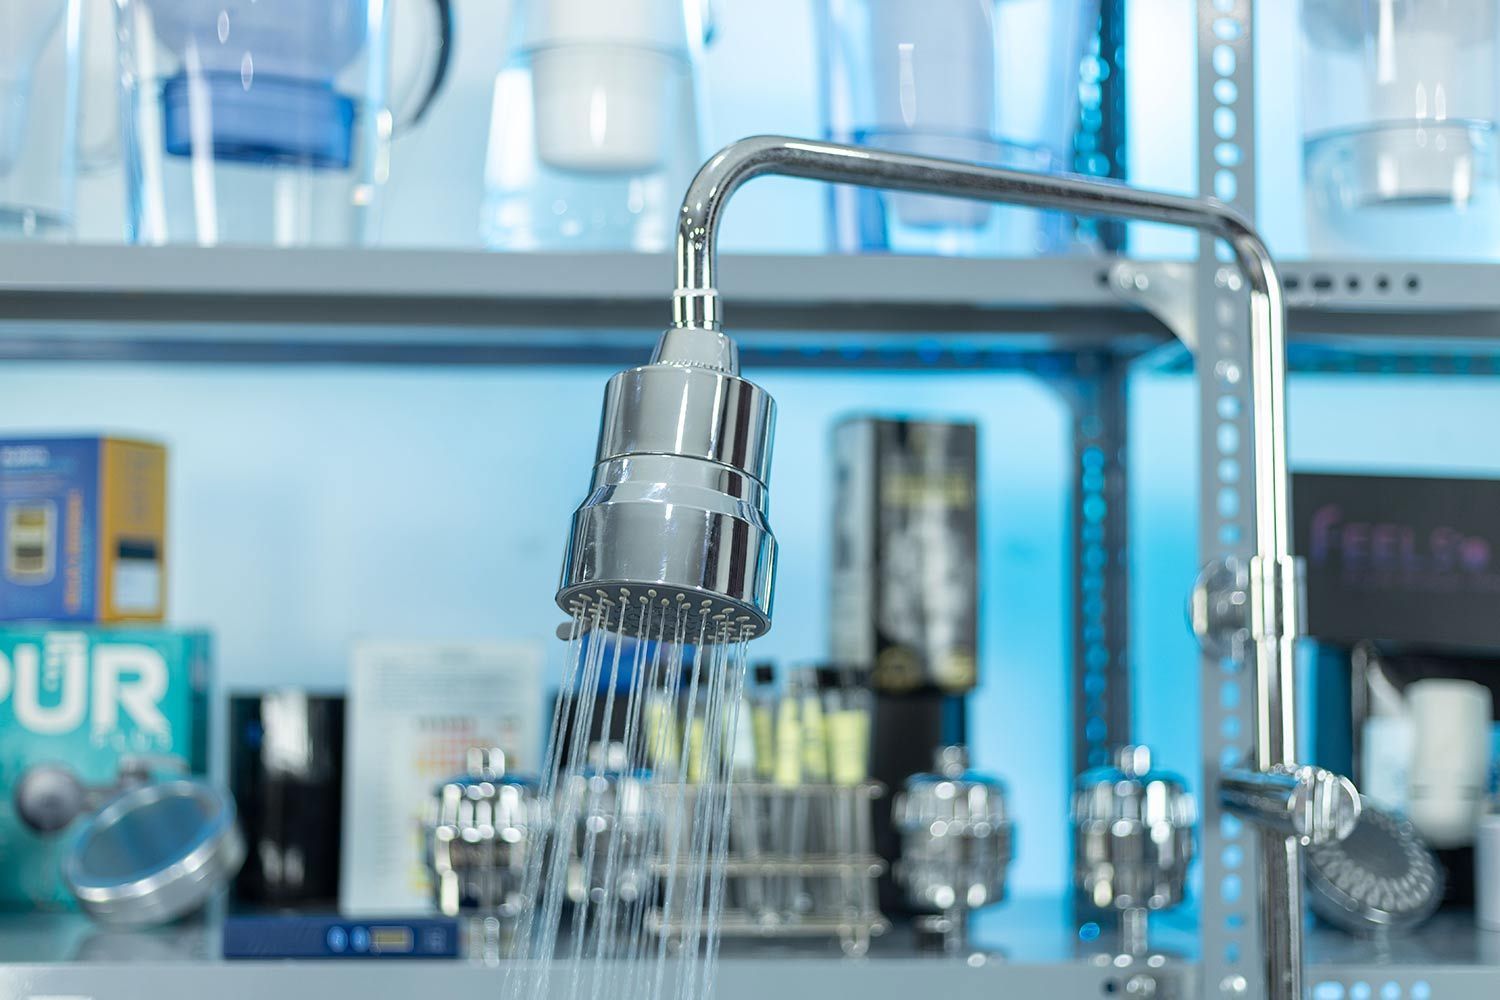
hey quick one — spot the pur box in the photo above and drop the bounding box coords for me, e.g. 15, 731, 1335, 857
0, 437, 167, 622
0, 626, 211, 908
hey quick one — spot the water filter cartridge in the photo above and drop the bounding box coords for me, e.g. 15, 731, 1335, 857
1359, 713, 1414, 815
800, 675, 829, 783
527, 0, 688, 175
1407, 679, 1493, 849
774, 693, 802, 788
866, 0, 995, 229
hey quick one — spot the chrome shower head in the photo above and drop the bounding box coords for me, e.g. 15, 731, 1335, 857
555, 329, 777, 643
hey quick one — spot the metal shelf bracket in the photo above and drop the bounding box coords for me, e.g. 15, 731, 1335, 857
1108, 260, 1198, 351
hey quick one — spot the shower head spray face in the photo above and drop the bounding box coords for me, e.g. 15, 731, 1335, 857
556, 338, 777, 644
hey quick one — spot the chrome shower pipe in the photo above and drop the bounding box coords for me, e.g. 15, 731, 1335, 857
660, 135, 1308, 1000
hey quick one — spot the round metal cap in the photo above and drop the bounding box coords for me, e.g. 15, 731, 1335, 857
892, 746, 1013, 913
14, 764, 88, 834
63, 779, 244, 928
1072, 745, 1196, 911
1305, 799, 1443, 936
426, 748, 546, 917
894, 746, 1011, 830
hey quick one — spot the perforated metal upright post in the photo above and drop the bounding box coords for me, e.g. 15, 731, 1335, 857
1066, 0, 1132, 784
1067, 0, 1132, 904
1057, 354, 1134, 936
1196, 2, 1267, 997
1075, 0, 1129, 250
1061, 356, 1132, 778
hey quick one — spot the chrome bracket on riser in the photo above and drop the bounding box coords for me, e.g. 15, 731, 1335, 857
1189, 555, 1305, 660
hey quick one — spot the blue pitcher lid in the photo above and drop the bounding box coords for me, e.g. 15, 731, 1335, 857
162, 71, 355, 170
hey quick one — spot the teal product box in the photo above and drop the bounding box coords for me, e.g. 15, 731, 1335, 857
0, 626, 211, 909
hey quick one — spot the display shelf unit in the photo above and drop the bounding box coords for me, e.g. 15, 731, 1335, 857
0, 246, 1155, 361
4, 3, 1500, 999
2, 246, 1499, 367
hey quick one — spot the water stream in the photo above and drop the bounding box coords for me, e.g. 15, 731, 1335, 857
506, 604, 750, 1000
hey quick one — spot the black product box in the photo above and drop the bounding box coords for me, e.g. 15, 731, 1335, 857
831, 418, 979, 694
1293, 472, 1500, 651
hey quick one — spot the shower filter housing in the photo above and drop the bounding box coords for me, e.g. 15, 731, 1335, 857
557, 332, 777, 642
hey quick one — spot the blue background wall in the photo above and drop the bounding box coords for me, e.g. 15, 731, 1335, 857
11, 1, 1500, 896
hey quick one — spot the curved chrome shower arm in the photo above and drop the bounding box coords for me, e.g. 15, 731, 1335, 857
664, 134, 1307, 998
670, 135, 1288, 662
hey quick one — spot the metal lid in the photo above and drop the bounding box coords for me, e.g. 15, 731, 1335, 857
1072, 746, 1196, 911
435, 748, 537, 797
1072, 746, 1196, 827
893, 747, 1010, 832
14, 763, 90, 834
430, 748, 544, 835
63, 779, 244, 928
893, 746, 1013, 914
1305, 799, 1443, 936
553, 742, 655, 834
427, 748, 546, 917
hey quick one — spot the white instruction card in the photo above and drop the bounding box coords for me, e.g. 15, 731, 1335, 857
340, 639, 543, 915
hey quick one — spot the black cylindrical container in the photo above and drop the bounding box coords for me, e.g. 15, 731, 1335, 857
229, 691, 345, 909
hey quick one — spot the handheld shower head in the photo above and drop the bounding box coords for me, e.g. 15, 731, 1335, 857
555, 329, 777, 644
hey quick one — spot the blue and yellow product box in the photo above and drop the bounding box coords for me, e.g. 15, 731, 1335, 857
0, 626, 210, 908
0, 437, 167, 622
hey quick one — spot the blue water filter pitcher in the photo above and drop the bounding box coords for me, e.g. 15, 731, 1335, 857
1302, 0, 1500, 259
115, 0, 450, 246
817, 0, 1099, 256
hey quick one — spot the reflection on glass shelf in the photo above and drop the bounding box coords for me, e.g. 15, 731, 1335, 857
967, 895, 1199, 965
48, 897, 1500, 989
0, 910, 218, 964
0, 897, 1196, 967
1307, 908, 1500, 970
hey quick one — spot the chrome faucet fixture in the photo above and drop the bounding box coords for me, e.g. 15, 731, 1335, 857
555, 135, 1346, 998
